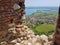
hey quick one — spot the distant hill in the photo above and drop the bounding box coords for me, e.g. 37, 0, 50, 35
30, 10, 58, 18
26, 10, 58, 25
26, 9, 58, 35
26, 7, 58, 15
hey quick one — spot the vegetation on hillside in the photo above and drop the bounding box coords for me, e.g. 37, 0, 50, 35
26, 10, 58, 36
30, 10, 58, 18
31, 24, 56, 36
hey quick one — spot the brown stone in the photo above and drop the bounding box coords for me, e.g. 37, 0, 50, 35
54, 6, 60, 45
0, 0, 25, 42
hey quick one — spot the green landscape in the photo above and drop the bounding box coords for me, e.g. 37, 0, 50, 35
26, 10, 58, 36
31, 24, 56, 36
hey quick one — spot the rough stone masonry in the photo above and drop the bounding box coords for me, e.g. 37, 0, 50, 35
0, 0, 25, 42
53, 6, 60, 45
0, 0, 60, 45
0, 0, 53, 45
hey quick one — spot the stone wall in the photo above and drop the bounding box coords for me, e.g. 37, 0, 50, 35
53, 6, 60, 45
0, 0, 60, 45
0, 0, 25, 42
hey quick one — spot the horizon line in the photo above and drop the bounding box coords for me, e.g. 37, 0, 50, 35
25, 6, 59, 7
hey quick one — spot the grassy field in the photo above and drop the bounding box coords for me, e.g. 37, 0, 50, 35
31, 24, 56, 36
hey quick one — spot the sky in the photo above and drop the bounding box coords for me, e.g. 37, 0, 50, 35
25, 0, 60, 7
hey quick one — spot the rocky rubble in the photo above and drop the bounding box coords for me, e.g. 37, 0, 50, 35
0, 23, 53, 45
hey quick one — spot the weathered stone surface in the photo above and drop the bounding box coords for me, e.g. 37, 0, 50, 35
0, 24, 53, 45
0, 0, 25, 42
0, 0, 54, 45
0, 0, 25, 30
53, 6, 60, 45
